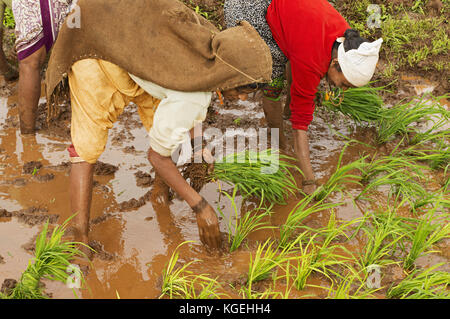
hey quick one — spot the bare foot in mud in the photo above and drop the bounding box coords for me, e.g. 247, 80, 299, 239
150, 174, 170, 206
65, 226, 94, 260
302, 183, 317, 196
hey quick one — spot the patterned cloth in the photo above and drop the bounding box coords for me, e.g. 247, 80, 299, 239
12, 0, 72, 60
224, 0, 288, 80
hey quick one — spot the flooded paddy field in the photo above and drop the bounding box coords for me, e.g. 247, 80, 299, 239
0, 0, 449, 300
0, 72, 448, 299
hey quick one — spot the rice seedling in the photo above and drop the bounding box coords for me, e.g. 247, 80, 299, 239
217, 186, 274, 252
387, 263, 450, 299
2, 217, 90, 299
358, 210, 408, 269
403, 202, 450, 270
211, 149, 301, 205
243, 238, 295, 299
322, 85, 387, 124
376, 95, 448, 144
278, 194, 342, 249
288, 233, 322, 291
402, 128, 449, 170
159, 241, 225, 299
313, 142, 367, 201
325, 270, 382, 299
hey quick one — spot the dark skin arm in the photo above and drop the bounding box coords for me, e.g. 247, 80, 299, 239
147, 148, 221, 249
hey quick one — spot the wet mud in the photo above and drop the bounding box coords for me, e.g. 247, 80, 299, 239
0, 71, 448, 299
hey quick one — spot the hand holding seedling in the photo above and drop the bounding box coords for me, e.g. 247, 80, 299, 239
193, 198, 221, 249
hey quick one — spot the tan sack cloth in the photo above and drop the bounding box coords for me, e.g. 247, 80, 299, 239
45, 0, 273, 102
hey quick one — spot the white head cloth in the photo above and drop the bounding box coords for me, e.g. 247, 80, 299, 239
337, 37, 383, 87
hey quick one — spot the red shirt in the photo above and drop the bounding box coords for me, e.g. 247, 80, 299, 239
266, 0, 349, 130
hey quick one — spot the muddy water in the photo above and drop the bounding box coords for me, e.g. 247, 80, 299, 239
0, 76, 448, 299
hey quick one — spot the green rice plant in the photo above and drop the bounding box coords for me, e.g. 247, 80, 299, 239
159, 241, 225, 299
403, 203, 450, 270
2, 217, 90, 299
278, 194, 342, 249
308, 265, 381, 299
387, 264, 450, 299
313, 141, 368, 201
403, 127, 450, 170
322, 85, 387, 124
376, 95, 448, 144
357, 168, 429, 206
212, 149, 301, 205
217, 186, 273, 252
358, 210, 408, 269
244, 239, 295, 298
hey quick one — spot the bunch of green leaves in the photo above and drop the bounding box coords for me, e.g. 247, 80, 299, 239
403, 204, 450, 270
212, 149, 300, 205
358, 210, 408, 269
159, 241, 225, 299
2, 217, 90, 299
322, 85, 386, 124
387, 264, 450, 299
278, 194, 342, 249
376, 95, 448, 144
313, 142, 367, 201
217, 186, 273, 252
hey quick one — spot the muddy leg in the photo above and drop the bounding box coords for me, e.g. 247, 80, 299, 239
262, 97, 287, 150
17, 46, 46, 135
70, 161, 94, 256
283, 62, 292, 120
148, 148, 221, 248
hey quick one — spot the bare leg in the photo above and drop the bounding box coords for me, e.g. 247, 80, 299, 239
17, 46, 46, 134
70, 162, 94, 247
262, 97, 287, 150
293, 130, 316, 195
147, 148, 221, 248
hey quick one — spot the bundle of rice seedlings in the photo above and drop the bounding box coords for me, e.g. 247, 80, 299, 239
376, 95, 448, 144
387, 264, 450, 299
3, 217, 90, 299
322, 85, 386, 124
217, 186, 274, 253
212, 149, 301, 205
159, 241, 225, 299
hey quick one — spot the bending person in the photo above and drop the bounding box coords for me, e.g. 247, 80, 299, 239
45, 0, 272, 251
224, 0, 383, 194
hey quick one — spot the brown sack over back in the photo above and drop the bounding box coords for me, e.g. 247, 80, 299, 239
45, 0, 273, 102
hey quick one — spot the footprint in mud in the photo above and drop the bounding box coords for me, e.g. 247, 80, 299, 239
22, 161, 43, 175
1, 178, 27, 187
32, 173, 55, 183
1, 279, 17, 296
94, 161, 119, 176
135, 171, 153, 188
88, 240, 116, 261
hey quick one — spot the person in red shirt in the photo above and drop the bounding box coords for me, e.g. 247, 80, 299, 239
225, 0, 383, 194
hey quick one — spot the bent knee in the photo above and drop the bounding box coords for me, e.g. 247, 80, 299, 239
19, 47, 46, 70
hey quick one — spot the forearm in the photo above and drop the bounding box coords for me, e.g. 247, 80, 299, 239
148, 148, 201, 208
292, 129, 315, 181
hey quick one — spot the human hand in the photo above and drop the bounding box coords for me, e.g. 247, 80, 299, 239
193, 198, 221, 249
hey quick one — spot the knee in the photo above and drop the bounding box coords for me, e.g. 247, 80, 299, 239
19, 48, 46, 71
